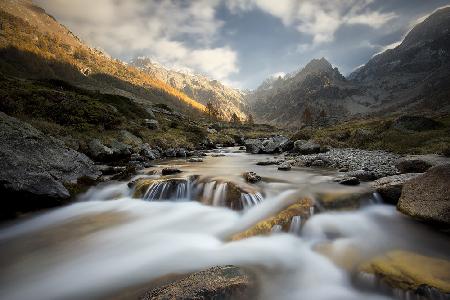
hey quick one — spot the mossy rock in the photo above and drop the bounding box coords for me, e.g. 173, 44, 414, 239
232, 197, 313, 240
359, 250, 450, 294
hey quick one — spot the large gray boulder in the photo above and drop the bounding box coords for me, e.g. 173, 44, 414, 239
293, 139, 322, 154
244, 136, 288, 154
396, 154, 450, 173
0, 112, 100, 218
397, 164, 450, 228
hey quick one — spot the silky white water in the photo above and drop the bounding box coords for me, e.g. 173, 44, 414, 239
0, 150, 448, 300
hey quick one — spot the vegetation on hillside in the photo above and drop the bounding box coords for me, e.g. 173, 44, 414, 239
292, 115, 450, 155
0, 10, 206, 115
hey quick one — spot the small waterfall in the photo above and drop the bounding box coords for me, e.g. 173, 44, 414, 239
212, 182, 228, 206
241, 192, 264, 208
309, 206, 315, 216
289, 216, 302, 234
143, 179, 189, 200
372, 192, 384, 204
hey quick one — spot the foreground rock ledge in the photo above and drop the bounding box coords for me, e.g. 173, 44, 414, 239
0, 112, 100, 218
359, 251, 450, 297
397, 164, 450, 228
139, 266, 256, 300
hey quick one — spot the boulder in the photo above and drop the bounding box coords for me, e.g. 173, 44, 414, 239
0, 112, 100, 218
397, 164, 450, 227
293, 139, 322, 154
109, 139, 132, 158
139, 143, 159, 160
244, 136, 288, 154
359, 251, 450, 297
337, 177, 360, 186
347, 169, 377, 181
139, 266, 255, 300
256, 159, 283, 166
164, 148, 177, 157
396, 154, 450, 173
87, 139, 113, 161
278, 162, 291, 171
243, 172, 261, 183
392, 115, 442, 131
371, 173, 421, 204
162, 167, 182, 176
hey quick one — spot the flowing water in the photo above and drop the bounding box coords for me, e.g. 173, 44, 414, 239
0, 147, 449, 300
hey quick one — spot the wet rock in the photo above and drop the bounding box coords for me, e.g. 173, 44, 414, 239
359, 251, 450, 296
256, 159, 282, 166
139, 266, 256, 300
392, 115, 442, 131
188, 157, 203, 162
347, 170, 377, 182
243, 172, 261, 183
98, 165, 127, 176
244, 138, 263, 154
0, 112, 100, 218
133, 178, 189, 199
139, 143, 159, 160
162, 167, 182, 176
317, 190, 368, 210
176, 148, 187, 158
211, 153, 226, 157
371, 173, 421, 204
164, 148, 177, 157
110, 166, 137, 181
293, 139, 322, 154
397, 164, 450, 228
232, 198, 313, 240
144, 119, 159, 130
337, 177, 360, 186
239, 146, 246, 151
278, 162, 291, 171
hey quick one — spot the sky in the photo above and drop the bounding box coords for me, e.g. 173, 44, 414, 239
36, 0, 450, 89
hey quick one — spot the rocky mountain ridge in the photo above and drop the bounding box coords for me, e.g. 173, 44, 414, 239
247, 7, 450, 128
130, 57, 248, 121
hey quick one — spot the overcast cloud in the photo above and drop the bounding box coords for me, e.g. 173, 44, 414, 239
36, 0, 449, 89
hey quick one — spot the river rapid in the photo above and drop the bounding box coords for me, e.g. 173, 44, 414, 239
0, 147, 448, 300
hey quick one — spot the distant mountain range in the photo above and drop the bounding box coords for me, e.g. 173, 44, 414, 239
246, 6, 450, 128
1, 1, 449, 128
130, 57, 248, 121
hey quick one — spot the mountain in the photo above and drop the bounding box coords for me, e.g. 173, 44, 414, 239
248, 7, 450, 128
0, 0, 206, 115
247, 58, 360, 128
349, 6, 450, 114
130, 57, 247, 121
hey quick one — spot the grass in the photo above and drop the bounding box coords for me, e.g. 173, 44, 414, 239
292, 115, 450, 155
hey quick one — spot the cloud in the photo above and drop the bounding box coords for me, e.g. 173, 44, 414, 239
36, 0, 238, 81
227, 0, 396, 45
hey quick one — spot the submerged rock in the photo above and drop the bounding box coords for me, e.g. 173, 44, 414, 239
371, 173, 421, 204
397, 164, 450, 228
139, 266, 255, 300
188, 157, 203, 162
359, 251, 450, 297
0, 112, 100, 218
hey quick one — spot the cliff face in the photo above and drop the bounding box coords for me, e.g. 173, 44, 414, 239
130, 57, 248, 122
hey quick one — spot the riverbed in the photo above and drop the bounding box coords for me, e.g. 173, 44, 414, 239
0, 147, 448, 300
